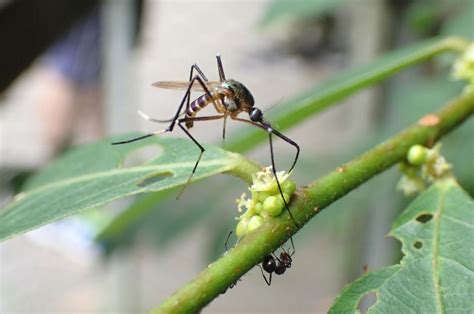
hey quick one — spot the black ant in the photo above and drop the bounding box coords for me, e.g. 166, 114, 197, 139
224, 232, 295, 288
258, 242, 294, 286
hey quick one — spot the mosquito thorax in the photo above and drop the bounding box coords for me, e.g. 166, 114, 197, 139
222, 79, 255, 112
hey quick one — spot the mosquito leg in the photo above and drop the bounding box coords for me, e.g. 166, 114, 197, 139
258, 264, 272, 286
113, 74, 208, 145
222, 116, 228, 148
111, 130, 166, 145
168, 75, 211, 130
133, 64, 210, 126
268, 132, 300, 228
235, 115, 300, 172
168, 63, 214, 131
175, 115, 225, 198
189, 63, 208, 82
184, 64, 209, 115
216, 54, 226, 82
266, 126, 300, 173
137, 110, 185, 123
176, 122, 204, 199
229, 116, 300, 229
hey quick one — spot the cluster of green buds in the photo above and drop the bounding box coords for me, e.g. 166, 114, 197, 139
452, 42, 474, 92
397, 143, 452, 196
235, 166, 296, 237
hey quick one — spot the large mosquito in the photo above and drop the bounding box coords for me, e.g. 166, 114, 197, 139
112, 55, 300, 226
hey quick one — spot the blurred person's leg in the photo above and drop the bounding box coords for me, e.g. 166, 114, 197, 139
37, 67, 78, 157
37, 8, 102, 158
73, 85, 103, 145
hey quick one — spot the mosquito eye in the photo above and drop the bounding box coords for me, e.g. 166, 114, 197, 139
250, 108, 262, 122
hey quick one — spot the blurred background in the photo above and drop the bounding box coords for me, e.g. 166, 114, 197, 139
0, 0, 472, 312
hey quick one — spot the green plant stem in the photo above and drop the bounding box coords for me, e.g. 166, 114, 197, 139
152, 90, 474, 313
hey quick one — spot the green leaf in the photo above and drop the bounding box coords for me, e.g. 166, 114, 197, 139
405, 0, 441, 35
0, 135, 241, 242
329, 179, 474, 313
441, 1, 474, 40
260, 0, 347, 26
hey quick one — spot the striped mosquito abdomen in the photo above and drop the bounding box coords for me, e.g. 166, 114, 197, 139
185, 92, 221, 128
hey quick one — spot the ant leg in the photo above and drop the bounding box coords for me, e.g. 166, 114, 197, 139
216, 54, 226, 82
224, 231, 233, 251
288, 236, 296, 256
258, 264, 272, 286
175, 115, 225, 198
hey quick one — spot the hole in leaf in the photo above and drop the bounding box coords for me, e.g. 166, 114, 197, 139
413, 241, 423, 249
122, 145, 163, 167
416, 213, 433, 224
138, 172, 173, 187
357, 291, 377, 313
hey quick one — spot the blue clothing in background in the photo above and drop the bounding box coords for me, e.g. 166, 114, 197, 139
42, 9, 101, 86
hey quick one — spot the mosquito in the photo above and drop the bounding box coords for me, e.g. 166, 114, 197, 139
112, 55, 300, 227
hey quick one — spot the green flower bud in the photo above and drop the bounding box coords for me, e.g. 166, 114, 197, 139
397, 174, 426, 196
407, 145, 428, 166
281, 180, 296, 195
258, 191, 272, 203
247, 215, 264, 232
280, 192, 291, 203
254, 202, 263, 215
399, 161, 418, 177
263, 196, 284, 216
236, 218, 249, 237
251, 190, 259, 201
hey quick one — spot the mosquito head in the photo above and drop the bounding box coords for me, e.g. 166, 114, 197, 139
249, 107, 263, 122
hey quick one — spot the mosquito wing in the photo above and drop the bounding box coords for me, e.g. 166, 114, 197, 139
152, 81, 222, 91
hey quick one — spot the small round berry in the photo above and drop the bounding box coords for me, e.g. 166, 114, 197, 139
248, 215, 264, 232
236, 218, 249, 237
281, 180, 296, 195
258, 191, 272, 203
254, 202, 263, 215
263, 196, 284, 216
280, 192, 291, 203
407, 145, 428, 166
